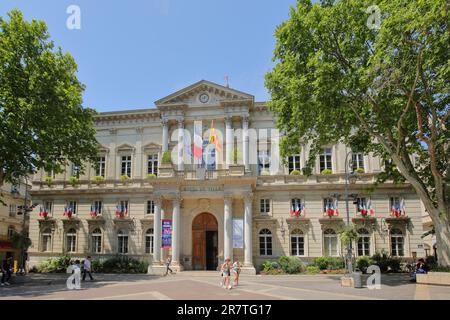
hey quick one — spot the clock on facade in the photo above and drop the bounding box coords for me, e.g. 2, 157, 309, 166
199, 93, 210, 103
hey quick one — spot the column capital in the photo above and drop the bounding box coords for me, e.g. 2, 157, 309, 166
224, 195, 233, 206
225, 115, 232, 127
242, 115, 249, 126
243, 192, 253, 204
154, 197, 162, 207
161, 118, 169, 126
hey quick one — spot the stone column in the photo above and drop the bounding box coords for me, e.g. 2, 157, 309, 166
242, 116, 249, 170
177, 119, 184, 172
172, 197, 181, 265
224, 196, 233, 260
244, 193, 253, 267
225, 116, 233, 168
160, 206, 165, 263
162, 119, 169, 152
153, 198, 162, 264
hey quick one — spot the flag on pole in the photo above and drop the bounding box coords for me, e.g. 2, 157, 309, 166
193, 121, 203, 159
367, 199, 375, 215
209, 120, 221, 152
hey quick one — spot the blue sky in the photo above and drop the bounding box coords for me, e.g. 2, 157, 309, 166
0, 0, 298, 112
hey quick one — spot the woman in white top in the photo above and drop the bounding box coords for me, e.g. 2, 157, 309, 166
232, 259, 242, 286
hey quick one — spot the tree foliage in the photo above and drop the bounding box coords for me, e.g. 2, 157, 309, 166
266, 0, 449, 264
0, 10, 99, 186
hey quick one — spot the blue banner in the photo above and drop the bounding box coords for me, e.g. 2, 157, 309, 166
162, 219, 172, 248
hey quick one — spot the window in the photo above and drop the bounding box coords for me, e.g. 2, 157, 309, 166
41, 228, 52, 252
352, 153, 364, 171
357, 228, 371, 256
96, 156, 106, 177
319, 148, 332, 172
9, 204, 16, 217
118, 230, 129, 254
147, 154, 158, 176
260, 199, 270, 214
259, 229, 272, 256
145, 228, 154, 254
323, 198, 334, 212
288, 155, 301, 173
291, 229, 305, 256
323, 229, 338, 256
44, 201, 53, 215
71, 164, 80, 178
66, 228, 77, 253
7, 226, 15, 240
291, 198, 303, 212
121, 155, 132, 177
390, 228, 404, 257
91, 228, 102, 253
118, 200, 129, 215
355, 197, 367, 213
92, 201, 102, 215
258, 151, 270, 175
68, 201, 77, 215
146, 200, 155, 215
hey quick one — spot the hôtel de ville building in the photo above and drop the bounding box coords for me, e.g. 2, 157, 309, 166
27, 80, 430, 274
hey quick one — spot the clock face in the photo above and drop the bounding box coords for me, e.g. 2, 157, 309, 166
199, 93, 209, 103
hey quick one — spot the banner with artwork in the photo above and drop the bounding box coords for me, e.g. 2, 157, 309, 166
233, 219, 244, 248
161, 219, 172, 248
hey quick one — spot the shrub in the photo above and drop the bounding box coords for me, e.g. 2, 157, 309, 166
36, 255, 72, 273
371, 250, 401, 273
290, 169, 301, 175
277, 256, 305, 274
119, 175, 129, 182
321, 169, 332, 175
44, 176, 53, 185
313, 257, 344, 270
430, 266, 450, 272
93, 256, 148, 273
355, 168, 365, 173
94, 175, 105, 183
147, 173, 157, 179
69, 176, 78, 184
161, 150, 172, 164
261, 260, 279, 272
260, 170, 270, 176
305, 265, 320, 274
426, 255, 438, 270
356, 256, 374, 273
388, 257, 402, 273
339, 226, 358, 247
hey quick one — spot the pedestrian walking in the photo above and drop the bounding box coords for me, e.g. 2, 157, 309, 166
1, 257, 12, 286
219, 260, 227, 288
220, 258, 232, 290
164, 256, 173, 276
232, 259, 242, 287
82, 256, 94, 281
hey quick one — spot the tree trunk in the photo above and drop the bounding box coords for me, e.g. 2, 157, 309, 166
434, 220, 450, 267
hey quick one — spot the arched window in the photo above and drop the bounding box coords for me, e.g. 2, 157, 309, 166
41, 228, 52, 252
390, 228, 404, 257
66, 228, 77, 253
290, 229, 304, 256
323, 229, 338, 256
357, 228, 371, 256
118, 230, 129, 254
259, 229, 272, 256
145, 228, 154, 254
91, 228, 102, 253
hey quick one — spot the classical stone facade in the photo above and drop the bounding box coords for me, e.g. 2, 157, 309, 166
28, 80, 427, 274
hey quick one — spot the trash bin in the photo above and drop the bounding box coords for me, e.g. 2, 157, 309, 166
352, 271, 362, 288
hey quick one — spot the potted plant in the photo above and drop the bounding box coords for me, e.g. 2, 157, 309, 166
161, 150, 172, 165
147, 173, 157, 179
158, 151, 175, 178
260, 170, 270, 176
44, 176, 53, 186
355, 168, 365, 174
69, 175, 79, 185
290, 169, 301, 175
119, 175, 129, 183
321, 169, 332, 175
93, 175, 105, 184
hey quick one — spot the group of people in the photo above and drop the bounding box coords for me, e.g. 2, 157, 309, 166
220, 258, 241, 290
410, 258, 429, 282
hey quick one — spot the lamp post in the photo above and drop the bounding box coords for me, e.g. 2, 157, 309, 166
343, 151, 358, 275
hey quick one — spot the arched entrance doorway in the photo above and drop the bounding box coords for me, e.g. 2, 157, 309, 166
192, 213, 218, 270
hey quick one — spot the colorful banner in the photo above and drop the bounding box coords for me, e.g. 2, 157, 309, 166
233, 219, 244, 248
161, 219, 172, 248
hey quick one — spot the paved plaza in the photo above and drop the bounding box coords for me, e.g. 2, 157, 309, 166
0, 272, 449, 300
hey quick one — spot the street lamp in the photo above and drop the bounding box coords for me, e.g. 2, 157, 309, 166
343, 151, 358, 274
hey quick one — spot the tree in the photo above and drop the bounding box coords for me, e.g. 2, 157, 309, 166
0, 10, 99, 187
266, 0, 449, 265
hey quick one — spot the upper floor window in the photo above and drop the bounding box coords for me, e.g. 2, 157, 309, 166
258, 151, 270, 175
147, 200, 155, 215
92, 201, 102, 215
260, 199, 270, 214
148, 154, 158, 176
319, 148, 332, 172
71, 164, 80, 178
44, 201, 53, 214
390, 197, 406, 217
96, 156, 106, 177
352, 153, 364, 172
288, 155, 301, 173
9, 204, 17, 217
7, 226, 15, 239
68, 201, 77, 215
121, 155, 132, 177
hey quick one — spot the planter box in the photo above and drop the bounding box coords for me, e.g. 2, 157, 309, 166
416, 272, 450, 286
158, 164, 175, 178
229, 164, 245, 176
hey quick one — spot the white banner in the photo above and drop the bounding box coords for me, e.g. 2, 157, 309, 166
233, 219, 244, 248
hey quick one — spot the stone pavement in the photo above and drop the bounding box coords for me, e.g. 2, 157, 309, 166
1, 272, 449, 300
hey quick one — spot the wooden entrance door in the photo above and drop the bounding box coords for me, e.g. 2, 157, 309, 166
192, 213, 218, 270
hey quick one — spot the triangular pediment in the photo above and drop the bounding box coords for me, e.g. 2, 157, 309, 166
155, 80, 254, 106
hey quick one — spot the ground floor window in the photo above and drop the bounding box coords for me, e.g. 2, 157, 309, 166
41, 228, 52, 252
145, 228, 154, 254
66, 228, 77, 253
323, 228, 338, 256
390, 228, 404, 257
357, 228, 371, 256
259, 229, 272, 256
118, 230, 129, 254
290, 229, 305, 256
91, 228, 102, 253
